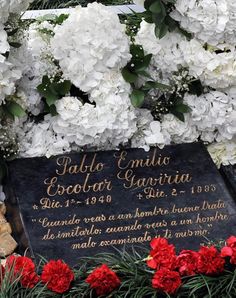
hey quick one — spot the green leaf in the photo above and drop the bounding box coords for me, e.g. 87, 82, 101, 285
49, 105, 58, 116
136, 70, 153, 79
156, 23, 168, 39
5, 101, 26, 117
174, 103, 191, 113
130, 89, 145, 107
55, 14, 69, 25
122, 68, 138, 83
7, 28, 19, 36
149, 0, 162, 13
54, 80, 71, 96
142, 81, 171, 91
130, 44, 144, 59
165, 15, 178, 31
9, 42, 21, 48
144, 0, 157, 10
45, 94, 58, 107
134, 54, 152, 72
171, 110, 185, 122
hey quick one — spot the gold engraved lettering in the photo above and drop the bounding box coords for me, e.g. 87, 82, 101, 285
39, 214, 81, 228
114, 149, 170, 170
134, 207, 169, 218
56, 154, 104, 176
175, 229, 208, 238
195, 211, 229, 223
99, 231, 151, 247
83, 214, 106, 223
71, 237, 97, 249
117, 169, 192, 190
105, 220, 142, 233
171, 204, 200, 214
201, 200, 225, 210
44, 174, 112, 197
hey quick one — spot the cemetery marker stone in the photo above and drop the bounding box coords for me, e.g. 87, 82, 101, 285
5, 143, 236, 266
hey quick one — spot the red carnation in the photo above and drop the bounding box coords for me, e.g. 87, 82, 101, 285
226, 236, 236, 249
197, 246, 225, 275
152, 268, 181, 294
176, 250, 199, 276
86, 264, 120, 296
41, 260, 74, 294
6, 255, 39, 288
221, 236, 236, 265
147, 238, 176, 270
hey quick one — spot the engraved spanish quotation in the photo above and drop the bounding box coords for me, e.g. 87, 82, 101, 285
6, 143, 236, 266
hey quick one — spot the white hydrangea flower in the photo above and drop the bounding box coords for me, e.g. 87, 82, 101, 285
136, 21, 186, 76
184, 91, 236, 142
90, 70, 131, 104
208, 139, 236, 167
10, 21, 59, 115
131, 109, 170, 150
161, 113, 199, 144
0, 26, 9, 54
52, 92, 137, 151
51, 3, 131, 92
180, 39, 236, 88
0, 56, 21, 105
171, 0, 231, 45
15, 116, 71, 158
0, 0, 32, 23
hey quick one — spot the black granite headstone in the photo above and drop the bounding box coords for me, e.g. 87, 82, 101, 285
5, 143, 236, 266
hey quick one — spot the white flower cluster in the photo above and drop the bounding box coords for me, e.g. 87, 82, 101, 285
135, 18, 236, 165
11, 21, 59, 115
208, 139, 236, 168
14, 4, 140, 157
0, 0, 33, 106
171, 0, 236, 46
3, 2, 235, 168
136, 21, 236, 89
131, 109, 170, 150
184, 91, 236, 142
0, 0, 32, 23
51, 3, 131, 92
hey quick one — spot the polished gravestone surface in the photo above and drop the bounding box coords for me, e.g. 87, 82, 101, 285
5, 143, 236, 266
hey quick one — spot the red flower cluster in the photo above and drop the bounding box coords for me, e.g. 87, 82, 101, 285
176, 250, 199, 276
41, 260, 74, 294
221, 236, 236, 265
148, 237, 228, 295
86, 264, 121, 296
6, 256, 39, 288
2, 256, 74, 294
197, 246, 225, 275
147, 237, 176, 270
152, 268, 181, 295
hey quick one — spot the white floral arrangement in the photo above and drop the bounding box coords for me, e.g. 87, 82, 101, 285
1, 0, 236, 201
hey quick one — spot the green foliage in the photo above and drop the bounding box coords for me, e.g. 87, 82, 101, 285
37, 75, 72, 115
122, 44, 190, 122
120, 12, 143, 43
122, 44, 153, 108
143, 0, 191, 39
1, 248, 236, 297
0, 100, 26, 120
